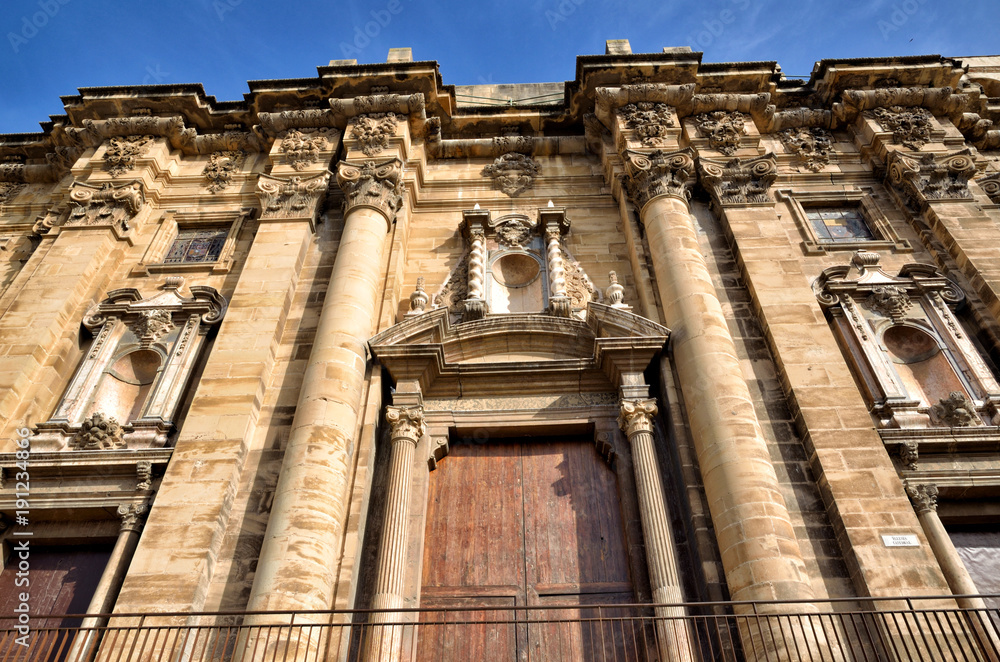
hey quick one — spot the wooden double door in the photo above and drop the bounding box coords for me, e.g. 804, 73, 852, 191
419, 437, 652, 661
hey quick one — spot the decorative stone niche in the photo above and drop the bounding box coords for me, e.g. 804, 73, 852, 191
459, 206, 573, 319
32, 281, 227, 450
815, 250, 1000, 429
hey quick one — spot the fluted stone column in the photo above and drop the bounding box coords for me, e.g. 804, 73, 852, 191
69, 503, 147, 662
621, 148, 815, 606
619, 399, 694, 662
364, 406, 425, 662
247, 158, 403, 620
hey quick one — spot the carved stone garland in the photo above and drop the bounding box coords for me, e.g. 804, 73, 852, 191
279, 129, 332, 171
203, 151, 246, 192
619, 102, 675, 146
481, 152, 540, 197
0, 182, 24, 204
868, 106, 934, 150
695, 111, 747, 156
779, 127, 833, 172
104, 135, 153, 177
350, 113, 397, 156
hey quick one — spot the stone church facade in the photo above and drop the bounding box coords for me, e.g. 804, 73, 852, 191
1, 43, 1000, 660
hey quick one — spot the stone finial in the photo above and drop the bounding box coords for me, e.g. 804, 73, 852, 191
618, 399, 658, 437
606, 271, 628, 308
118, 502, 149, 532
622, 148, 696, 211
336, 158, 404, 223
931, 391, 979, 427
904, 482, 938, 514
385, 406, 425, 445
406, 277, 428, 317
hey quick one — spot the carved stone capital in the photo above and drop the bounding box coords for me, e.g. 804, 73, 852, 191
66, 180, 145, 232
118, 502, 149, 533
887, 149, 976, 206
386, 406, 425, 446
336, 158, 404, 223
622, 148, 696, 212
256, 172, 330, 221
618, 398, 658, 438
904, 482, 938, 514
698, 154, 777, 206
976, 173, 1000, 204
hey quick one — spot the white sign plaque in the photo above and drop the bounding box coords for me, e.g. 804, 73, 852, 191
882, 534, 919, 547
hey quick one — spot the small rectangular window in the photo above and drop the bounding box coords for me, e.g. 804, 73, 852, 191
805, 207, 874, 242
163, 227, 228, 264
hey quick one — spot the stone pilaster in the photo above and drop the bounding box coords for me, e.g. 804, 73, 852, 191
622, 147, 816, 606
247, 158, 402, 619
618, 399, 694, 662
365, 405, 425, 662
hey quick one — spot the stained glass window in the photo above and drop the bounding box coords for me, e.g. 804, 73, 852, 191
164, 227, 227, 264
805, 207, 874, 242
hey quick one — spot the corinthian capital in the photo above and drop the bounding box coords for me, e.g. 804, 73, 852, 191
622, 148, 696, 212
118, 502, 149, 533
698, 154, 777, 207
386, 406, 425, 445
887, 149, 976, 207
618, 398, 658, 437
904, 482, 938, 514
256, 172, 330, 221
336, 158, 404, 224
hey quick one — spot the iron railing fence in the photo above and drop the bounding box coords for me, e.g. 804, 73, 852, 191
1, 595, 999, 662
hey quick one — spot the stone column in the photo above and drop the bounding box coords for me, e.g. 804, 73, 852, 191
247, 158, 403, 619
618, 399, 694, 662
905, 483, 1000, 658
364, 405, 425, 662
621, 148, 815, 606
68, 503, 147, 662
541, 206, 571, 317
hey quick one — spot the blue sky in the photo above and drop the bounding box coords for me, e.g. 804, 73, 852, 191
1, 0, 997, 134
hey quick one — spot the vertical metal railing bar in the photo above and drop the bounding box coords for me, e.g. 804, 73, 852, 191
925, 608, 956, 661
889, 609, 918, 661
944, 607, 979, 662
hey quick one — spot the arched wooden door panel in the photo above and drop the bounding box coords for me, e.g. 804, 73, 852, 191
418, 437, 650, 661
